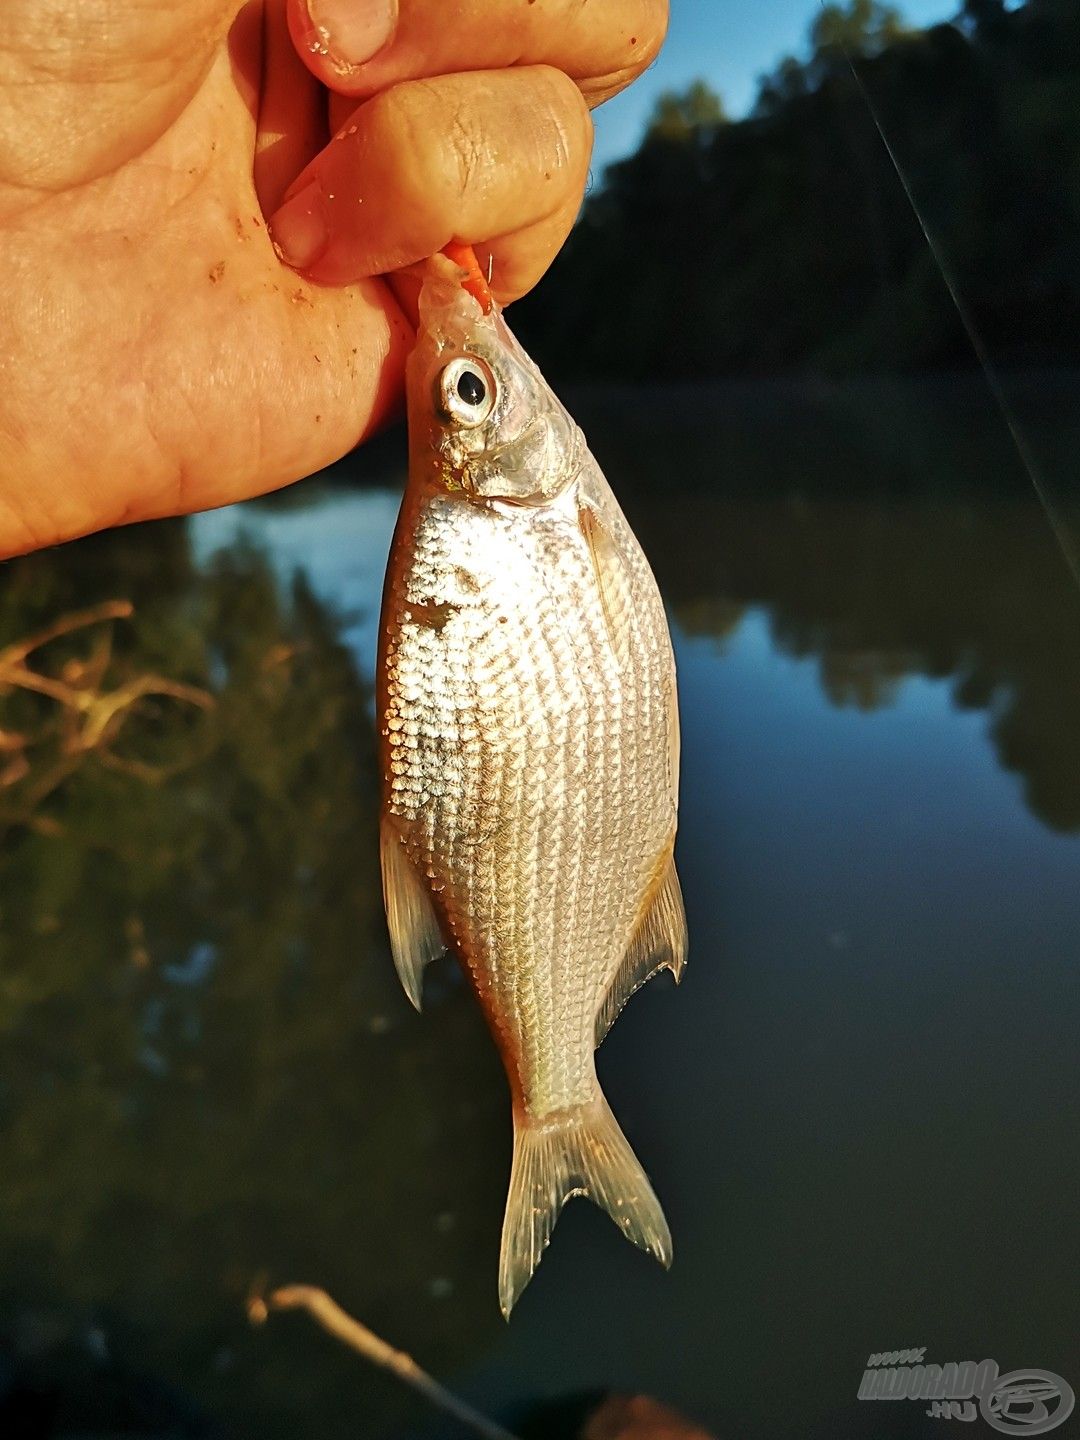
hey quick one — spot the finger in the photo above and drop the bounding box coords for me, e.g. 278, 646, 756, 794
476, 207, 579, 305
287, 0, 666, 108
267, 66, 591, 300
254, 0, 327, 214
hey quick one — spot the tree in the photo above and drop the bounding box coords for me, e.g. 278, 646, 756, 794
754, 54, 811, 116
645, 80, 726, 145
960, 0, 1009, 39
810, 0, 910, 57
513, 0, 1080, 382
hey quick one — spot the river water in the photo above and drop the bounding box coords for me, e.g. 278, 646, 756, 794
1, 376, 1078, 1438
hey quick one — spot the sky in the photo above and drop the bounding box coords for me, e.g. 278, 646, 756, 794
590, 0, 961, 172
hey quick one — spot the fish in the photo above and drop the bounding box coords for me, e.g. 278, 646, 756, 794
377, 249, 687, 1317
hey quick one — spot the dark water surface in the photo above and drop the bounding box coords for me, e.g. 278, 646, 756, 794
1, 377, 1079, 1439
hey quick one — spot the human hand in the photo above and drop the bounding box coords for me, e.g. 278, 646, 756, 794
0, 0, 665, 557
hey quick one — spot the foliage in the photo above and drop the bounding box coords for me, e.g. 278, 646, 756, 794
514, 0, 1080, 380
645, 81, 727, 143
810, 0, 909, 58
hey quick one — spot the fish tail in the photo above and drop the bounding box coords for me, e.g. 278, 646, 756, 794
498, 1092, 672, 1318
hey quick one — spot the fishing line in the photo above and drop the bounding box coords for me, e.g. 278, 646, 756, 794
820, 9, 1080, 596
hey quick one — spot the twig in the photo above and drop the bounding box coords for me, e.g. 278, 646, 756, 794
0, 663, 82, 707
72, 672, 214, 753
248, 1283, 522, 1440
0, 600, 133, 666
0, 602, 215, 831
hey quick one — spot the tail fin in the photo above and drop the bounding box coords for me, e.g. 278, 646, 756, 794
498, 1092, 672, 1318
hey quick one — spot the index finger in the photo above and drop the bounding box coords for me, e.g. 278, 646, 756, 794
288, 0, 667, 107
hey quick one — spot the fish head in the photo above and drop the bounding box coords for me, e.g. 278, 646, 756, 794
407, 263, 581, 506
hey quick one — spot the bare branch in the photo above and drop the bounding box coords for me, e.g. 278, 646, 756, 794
0, 600, 133, 666
73, 674, 213, 753
248, 1283, 522, 1440
0, 601, 214, 828
0, 663, 85, 708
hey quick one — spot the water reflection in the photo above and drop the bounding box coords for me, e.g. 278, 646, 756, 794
1, 376, 1079, 1438
645, 493, 1080, 830
574, 376, 1080, 833
0, 529, 507, 1437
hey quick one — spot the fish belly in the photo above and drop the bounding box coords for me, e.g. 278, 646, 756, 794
380, 479, 676, 1113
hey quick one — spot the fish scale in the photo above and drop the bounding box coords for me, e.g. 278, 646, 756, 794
378, 266, 687, 1316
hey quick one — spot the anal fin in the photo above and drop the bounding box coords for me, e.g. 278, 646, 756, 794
595, 854, 687, 1046
379, 816, 445, 1011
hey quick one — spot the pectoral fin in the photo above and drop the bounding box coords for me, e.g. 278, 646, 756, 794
578, 504, 631, 668
595, 854, 687, 1046
379, 817, 445, 1011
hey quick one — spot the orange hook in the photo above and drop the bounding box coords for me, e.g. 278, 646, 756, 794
442, 241, 493, 314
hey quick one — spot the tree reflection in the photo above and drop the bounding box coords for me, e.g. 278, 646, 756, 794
3, 373, 1080, 1433
0, 524, 506, 1439
653, 493, 1080, 829
572, 378, 1080, 833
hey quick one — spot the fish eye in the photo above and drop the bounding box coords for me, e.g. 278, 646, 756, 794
457, 369, 485, 406
437, 356, 496, 428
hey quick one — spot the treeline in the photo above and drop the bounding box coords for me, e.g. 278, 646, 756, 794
514, 0, 1080, 379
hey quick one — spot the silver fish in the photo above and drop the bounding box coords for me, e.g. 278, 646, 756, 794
377, 257, 686, 1316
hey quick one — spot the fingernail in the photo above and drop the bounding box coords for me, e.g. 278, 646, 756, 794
269, 181, 329, 270
303, 0, 396, 71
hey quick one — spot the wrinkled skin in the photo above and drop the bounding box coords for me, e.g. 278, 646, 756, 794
0, 0, 666, 557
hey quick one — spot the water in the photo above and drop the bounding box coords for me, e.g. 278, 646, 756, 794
1, 377, 1079, 1439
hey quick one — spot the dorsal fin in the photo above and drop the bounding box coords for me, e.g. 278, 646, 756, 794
595, 854, 687, 1046
379, 817, 445, 1010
